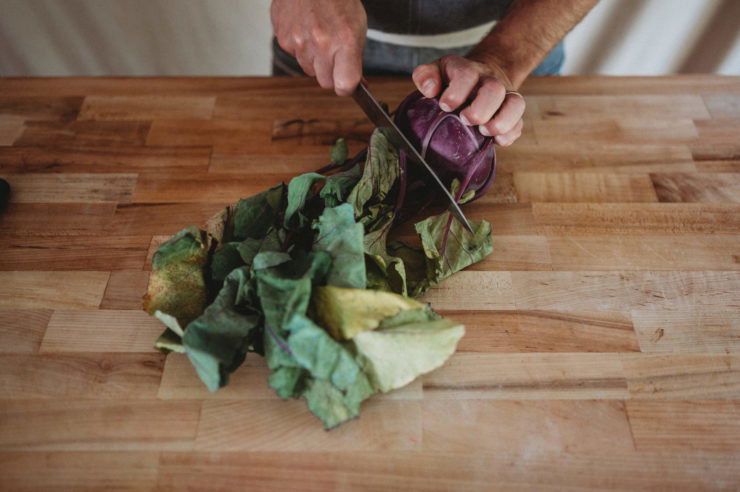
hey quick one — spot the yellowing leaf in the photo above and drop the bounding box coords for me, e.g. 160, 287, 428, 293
353, 318, 464, 392
311, 285, 425, 340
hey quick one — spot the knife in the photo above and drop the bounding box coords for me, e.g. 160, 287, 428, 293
352, 81, 474, 233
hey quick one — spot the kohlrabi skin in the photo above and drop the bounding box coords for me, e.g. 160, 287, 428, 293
394, 90, 496, 201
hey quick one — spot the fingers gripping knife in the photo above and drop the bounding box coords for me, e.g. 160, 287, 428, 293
352, 81, 474, 233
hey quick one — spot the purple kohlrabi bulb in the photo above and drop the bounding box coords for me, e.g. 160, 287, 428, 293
394, 91, 496, 200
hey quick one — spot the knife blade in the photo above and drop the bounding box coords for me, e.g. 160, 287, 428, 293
352, 81, 474, 233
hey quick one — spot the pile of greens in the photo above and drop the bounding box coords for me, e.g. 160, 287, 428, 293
144, 130, 492, 429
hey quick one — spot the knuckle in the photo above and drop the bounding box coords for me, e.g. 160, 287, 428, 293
443, 93, 465, 108
455, 65, 479, 82
292, 34, 306, 51
488, 81, 507, 100
336, 26, 357, 44
311, 28, 330, 48
492, 120, 508, 135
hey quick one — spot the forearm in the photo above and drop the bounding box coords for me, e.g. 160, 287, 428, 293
467, 0, 598, 89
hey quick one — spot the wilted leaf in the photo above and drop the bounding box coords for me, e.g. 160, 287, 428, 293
143, 226, 210, 327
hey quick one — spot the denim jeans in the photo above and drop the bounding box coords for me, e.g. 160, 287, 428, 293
272, 37, 565, 77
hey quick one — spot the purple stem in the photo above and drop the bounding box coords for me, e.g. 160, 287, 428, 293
265, 322, 292, 354
314, 148, 368, 175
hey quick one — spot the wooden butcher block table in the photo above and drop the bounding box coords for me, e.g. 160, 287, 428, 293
0, 75, 739, 490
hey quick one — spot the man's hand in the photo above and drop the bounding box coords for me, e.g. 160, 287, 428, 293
271, 0, 367, 96
412, 55, 525, 146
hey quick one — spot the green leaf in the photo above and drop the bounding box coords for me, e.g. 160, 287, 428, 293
183, 267, 261, 391
414, 212, 493, 294
255, 251, 331, 329
284, 173, 325, 229
144, 226, 210, 327
284, 314, 374, 429
154, 327, 186, 354
319, 166, 362, 208
347, 130, 399, 228
353, 317, 465, 393
363, 225, 409, 295
233, 183, 285, 240
312, 204, 366, 289
329, 138, 348, 165
210, 242, 244, 285
268, 366, 305, 398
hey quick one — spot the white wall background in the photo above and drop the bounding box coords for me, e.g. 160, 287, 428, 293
0, 0, 738, 77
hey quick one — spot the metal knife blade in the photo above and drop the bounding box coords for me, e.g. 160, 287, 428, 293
352, 81, 474, 233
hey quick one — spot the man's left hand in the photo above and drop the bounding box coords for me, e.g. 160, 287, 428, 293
412, 55, 525, 147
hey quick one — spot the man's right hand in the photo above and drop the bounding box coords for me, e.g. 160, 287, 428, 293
271, 0, 367, 96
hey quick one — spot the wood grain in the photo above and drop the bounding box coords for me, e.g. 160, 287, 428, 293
0, 271, 109, 309
40, 309, 164, 352
0, 115, 24, 146
154, 450, 740, 491
1, 76, 739, 489
497, 144, 697, 173
651, 172, 740, 203
547, 234, 740, 270
631, 309, 740, 353
511, 271, 740, 312
0, 203, 117, 235
418, 271, 515, 310
531, 94, 710, 120
0, 399, 200, 450
514, 172, 658, 202
99, 269, 150, 309
627, 400, 740, 451
533, 203, 740, 234
0, 353, 165, 399
0, 309, 52, 353
0, 451, 160, 491
0, 145, 211, 174
469, 234, 552, 270
15, 120, 151, 147
0, 235, 150, 271
422, 400, 633, 453
622, 354, 740, 399
194, 399, 422, 451
448, 310, 640, 353
78, 95, 215, 121
422, 353, 629, 399
3, 173, 137, 203
532, 118, 698, 145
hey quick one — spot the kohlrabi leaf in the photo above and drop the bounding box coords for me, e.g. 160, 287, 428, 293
182, 267, 261, 391
329, 137, 348, 165
414, 211, 493, 293
284, 173, 325, 229
353, 317, 464, 393
143, 226, 210, 327
319, 166, 362, 208
154, 327, 186, 354
254, 251, 330, 330
311, 285, 425, 340
312, 204, 365, 289
210, 242, 244, 285
254, 252, 375, 429
233, 183, 285, 240
286, 314, 374, 429
347, 130, 399, 230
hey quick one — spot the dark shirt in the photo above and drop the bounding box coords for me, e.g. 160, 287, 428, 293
362, 0, 514, 35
